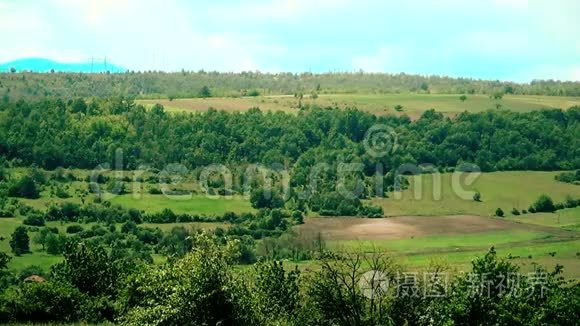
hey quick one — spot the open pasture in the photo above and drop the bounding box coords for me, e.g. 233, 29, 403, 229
137, 93, 580, 119
297, 215, 580, 278
370, 171, 580, 217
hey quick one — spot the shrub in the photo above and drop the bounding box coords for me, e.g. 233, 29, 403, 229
10, 226, 30, 255
23, 214, 45, 226
8, 176, 40, 199
473, 191, 481, 202
250, 188, 284, 209
66, 224, 83, 234
148, 187, 162, 195
121, 221, 137, 234
495, 208, 504, 217
564, 195, 580, 208
531, 194, 555, 213
292, 210, 304, 224
54, 186, 70, 199
511, 208, 520, 216
1, 281, 85, 323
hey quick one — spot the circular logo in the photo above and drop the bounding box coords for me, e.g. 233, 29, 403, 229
359, 270, 389, 299
363, 124, 398, 158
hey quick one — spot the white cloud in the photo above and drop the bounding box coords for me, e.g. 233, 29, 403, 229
352, 47, 406, 73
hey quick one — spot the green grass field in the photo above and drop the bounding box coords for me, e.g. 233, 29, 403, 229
137, 93, 580, 119
399, 240, 580, 279
328, 229, 557, 254
109, 194, 254, 215
301, 218, 580, 278
371, 171, 580, 217
509, 207, 580, 229
0, 217, 63, 271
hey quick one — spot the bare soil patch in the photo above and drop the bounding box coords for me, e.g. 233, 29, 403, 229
296, 215, 576, 241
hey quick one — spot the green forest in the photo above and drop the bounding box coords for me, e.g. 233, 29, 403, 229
2, 71, 580, 102
0, 94, 578, 324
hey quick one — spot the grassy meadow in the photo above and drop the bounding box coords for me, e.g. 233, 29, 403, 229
137, 93, 580, 119
109, 194, 254, 215
370, 171, 580, 217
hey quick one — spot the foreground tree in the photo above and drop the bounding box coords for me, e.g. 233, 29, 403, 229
118, 233, 256, 325
9, 227, 30, 256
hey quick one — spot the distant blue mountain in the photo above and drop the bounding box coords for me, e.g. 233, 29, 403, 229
0, 58, 126, 73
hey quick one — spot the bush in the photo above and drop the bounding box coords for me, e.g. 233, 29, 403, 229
54, 186, 70, 199
121, 221, 137, 234
473, 191, 481, 202
531, 194, 555, 213
495, 208, 504, 217
148, 187, 162, 195
1, 281, 85, 323
564, 195, 580, 208
291, 210, 304, 224
45, 233, 66, 255
23, 214, 45, 226
511, 208, 520, 216
66, 224, 83, 234
8, 176, 40, 199
250, 188, 284, 209
10, 226, 30, 255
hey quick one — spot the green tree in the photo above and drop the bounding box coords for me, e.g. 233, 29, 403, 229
531, 194, 556, 213
254, 261, 301, 322
10, 226, 30, 255
33, 228, 52, 250
250, 187, 284, 209
473, 191, 481, 202
8, 175, 40, 199
0, 251, 11, 270
45, 233, 65, 255
1, 281, 85, 323
459, 95, 467, 102
118, 234, 255, 325
200, 85, 211, 98
495, 207, 504, 217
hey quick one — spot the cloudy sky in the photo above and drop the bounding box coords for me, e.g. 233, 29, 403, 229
1, 0, 579, 81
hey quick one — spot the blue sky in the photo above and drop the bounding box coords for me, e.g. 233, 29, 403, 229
1, 0, 579, 81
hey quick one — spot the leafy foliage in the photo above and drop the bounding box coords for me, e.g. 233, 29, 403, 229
9, 226, 30, 256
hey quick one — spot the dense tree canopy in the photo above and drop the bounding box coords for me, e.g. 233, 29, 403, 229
0, 99, 578, 174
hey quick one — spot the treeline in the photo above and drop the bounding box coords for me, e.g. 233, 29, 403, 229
1, 99, 579, 216
0, 236, 577, 325
1, 98, 578, 172
1, 71, 580, 102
